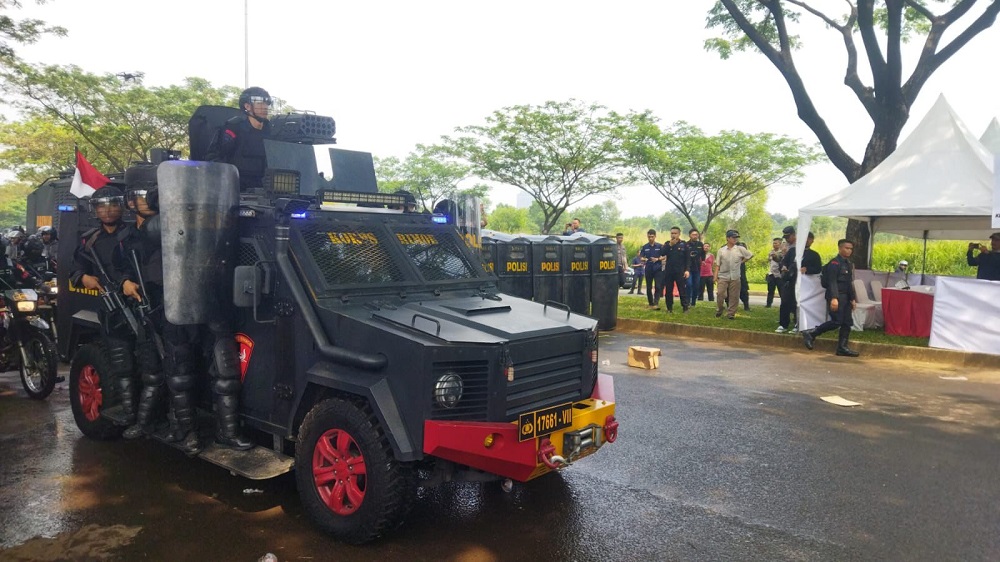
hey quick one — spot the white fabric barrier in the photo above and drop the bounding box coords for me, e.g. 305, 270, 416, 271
929, 277, 1000, 355
797, 274, 828, 331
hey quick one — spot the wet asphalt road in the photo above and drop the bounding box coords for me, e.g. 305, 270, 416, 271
2, 333, 999, 562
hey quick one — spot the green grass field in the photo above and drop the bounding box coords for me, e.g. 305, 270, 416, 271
616, 293, 929, 347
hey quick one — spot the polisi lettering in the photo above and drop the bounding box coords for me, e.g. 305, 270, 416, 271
570, 261, 589, 272
599, 260, 616, 271
540, 261, 560, 272
506, 261, 528, 272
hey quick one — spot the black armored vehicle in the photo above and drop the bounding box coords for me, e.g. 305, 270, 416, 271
62, 107, 619, 544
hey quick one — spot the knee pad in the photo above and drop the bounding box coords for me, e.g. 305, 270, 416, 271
213, 377, 241, 397
212, 338, 240, 380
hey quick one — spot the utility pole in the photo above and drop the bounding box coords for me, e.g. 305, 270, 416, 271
244, 0, 249, 88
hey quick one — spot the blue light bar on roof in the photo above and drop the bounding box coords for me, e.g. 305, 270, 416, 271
290, 212, 307, 219
431, 215, 449, 224
58, 204, 76, 212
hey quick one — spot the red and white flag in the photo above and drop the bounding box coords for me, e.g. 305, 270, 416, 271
70, 148, 110, 198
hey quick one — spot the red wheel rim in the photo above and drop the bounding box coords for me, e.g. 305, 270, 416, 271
79, 365, 103, 422
312, 428, 367, 516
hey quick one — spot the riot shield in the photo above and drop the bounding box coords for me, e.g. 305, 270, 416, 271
158, 161, 240, 325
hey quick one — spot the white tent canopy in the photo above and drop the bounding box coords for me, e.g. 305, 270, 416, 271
981, 117, 1000, 155
797, 95, 996, 241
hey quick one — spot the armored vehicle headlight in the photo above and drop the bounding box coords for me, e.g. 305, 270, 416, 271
16, 300, 37, 313
434, 372, 464, 409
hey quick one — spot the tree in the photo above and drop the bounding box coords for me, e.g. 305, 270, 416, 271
0, 0, 65, 60
444, 100, 637, 234
374, 144, 489, 213
706, 0, 1000, 265
568, 201, 623, 236
486, 204, 533, 234
625, 116, 819, 237
0, 181, 32, 226
0, 63, 240, 182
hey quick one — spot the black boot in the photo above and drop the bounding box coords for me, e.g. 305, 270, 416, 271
116, 376, 137, 427
124, 369, 165, 439
215, 395, 253, 450
836, 332, 859, 357
802, 330, 815, 350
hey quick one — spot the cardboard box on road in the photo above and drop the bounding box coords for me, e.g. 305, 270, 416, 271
628, 346, 660, 369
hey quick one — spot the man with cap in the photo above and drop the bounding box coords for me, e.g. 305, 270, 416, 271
966, 233, 1000, 281
713, 229, 753, 320
802, 239, 860, 357
775, 226, 798, 333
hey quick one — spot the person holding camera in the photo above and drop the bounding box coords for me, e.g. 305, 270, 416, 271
967, 233, 1000, 281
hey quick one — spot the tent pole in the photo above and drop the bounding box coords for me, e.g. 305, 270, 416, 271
921, 230, 928, 284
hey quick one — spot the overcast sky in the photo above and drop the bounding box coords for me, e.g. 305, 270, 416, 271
6, 0, 1000, 219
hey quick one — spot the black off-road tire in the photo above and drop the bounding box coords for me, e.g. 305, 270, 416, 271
295, 397, 415, 544
19, 329, 58, 400
69, 342, 123, 440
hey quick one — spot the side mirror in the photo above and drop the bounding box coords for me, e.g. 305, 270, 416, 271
233, 265, 261, 308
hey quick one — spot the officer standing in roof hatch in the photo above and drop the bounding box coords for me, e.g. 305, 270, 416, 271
205, 86, 273, 190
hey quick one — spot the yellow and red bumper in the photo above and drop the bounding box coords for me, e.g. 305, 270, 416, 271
423, 374, 617, 482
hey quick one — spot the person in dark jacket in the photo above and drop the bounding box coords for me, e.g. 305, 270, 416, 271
639, 229, 664, 310
800, 231, 822, 274
205, 86, 272, 190
686, 229, 704, 308
802, 239, 859, 357
776, 226, 798, 333
662, 226, 690, 313
966, 233, 1000, 281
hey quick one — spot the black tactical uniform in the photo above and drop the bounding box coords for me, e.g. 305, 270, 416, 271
69, 192, 140, 427
204, 86, 272, 191
205, 116, 270, 190
662, 239, 690, 312
116, 218, 167, 440
639, 241, 664, 308
686, 240, 704, 307
778, 242, 797, 330
803, 255, 859, 356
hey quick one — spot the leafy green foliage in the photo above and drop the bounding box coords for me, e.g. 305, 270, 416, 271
0, 63, 240, 182
0, 181, 32, 226
486, 204, 533, 234
374, 144, 488, 213
624, 115, 820, 235
0, 0, 65, 60
443, 100, 638, 234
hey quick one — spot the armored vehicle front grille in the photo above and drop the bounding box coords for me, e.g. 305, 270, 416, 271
301, 226, 407, 285
238, 241, 259, 266
430, 360, 489, 421
392, 226, 476, 281
505, 352, 583, 418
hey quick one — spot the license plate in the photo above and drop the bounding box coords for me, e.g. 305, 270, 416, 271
518, 403, 573, 442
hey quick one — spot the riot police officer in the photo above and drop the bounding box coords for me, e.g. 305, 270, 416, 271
802, 239, 860, 357
68, 186, 142, 429
205, 86, 272, 190
36, 225, 58, 271
117, 169, 171, 442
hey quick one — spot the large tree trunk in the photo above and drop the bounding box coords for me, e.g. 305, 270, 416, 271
844, 108, 907, 269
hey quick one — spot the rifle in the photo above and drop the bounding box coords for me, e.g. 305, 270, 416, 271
129, 249, 166, 359
86, 246, 144, 343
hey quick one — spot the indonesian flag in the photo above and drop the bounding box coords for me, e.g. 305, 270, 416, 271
70, 148, 110, 198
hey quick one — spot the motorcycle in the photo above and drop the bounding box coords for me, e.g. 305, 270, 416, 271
0, 288, 59, 400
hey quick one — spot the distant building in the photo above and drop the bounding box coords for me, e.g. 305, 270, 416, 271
516, 191, 533, 209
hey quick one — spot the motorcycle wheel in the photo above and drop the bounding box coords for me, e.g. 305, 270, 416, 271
19, 329, 58, 400
69, 342, 123, 440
